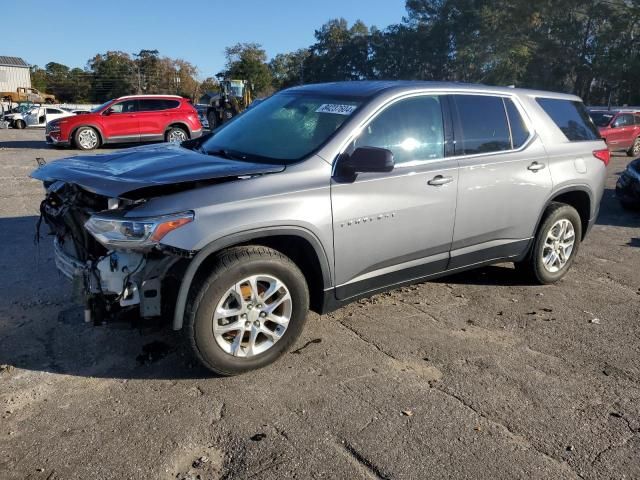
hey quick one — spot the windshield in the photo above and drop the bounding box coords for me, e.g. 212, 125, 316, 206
589, 111, 615, 127
198, 93, 362, 163
91, 100, 113, 113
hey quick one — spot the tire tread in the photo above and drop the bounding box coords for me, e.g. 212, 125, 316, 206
184, 246, 305, 376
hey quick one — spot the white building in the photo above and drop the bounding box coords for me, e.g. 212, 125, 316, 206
0, 56, 31, 92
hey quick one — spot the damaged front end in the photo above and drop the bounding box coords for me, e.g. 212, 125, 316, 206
40, 181, 191, 325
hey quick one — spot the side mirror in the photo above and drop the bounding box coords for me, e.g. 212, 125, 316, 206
103, 109, 113, 116
337, 147, 394, 176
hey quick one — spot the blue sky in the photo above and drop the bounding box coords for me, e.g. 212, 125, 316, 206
3, 0, 406, 79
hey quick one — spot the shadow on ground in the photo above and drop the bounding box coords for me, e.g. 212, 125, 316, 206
1, 172, 638, 381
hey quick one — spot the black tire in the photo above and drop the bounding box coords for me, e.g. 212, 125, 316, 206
517, 202, 582, 284
206, 111, 217, 130
221, 108, 235, 123
627, 137, 640, 158
74, 126, 100, 150
165, 126, 189, 143
185, 246, 310, 376
14, 119, 25, 129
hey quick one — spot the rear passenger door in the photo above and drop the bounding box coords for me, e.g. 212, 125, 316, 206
332, 94, 458, 299
448, 94, 552, 268
138, 99, 179, 141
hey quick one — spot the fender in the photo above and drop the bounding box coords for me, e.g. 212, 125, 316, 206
71, 123, 105, 143
532, 184, 594, 240
164, 121, 191, 137
171, 226, 332, 330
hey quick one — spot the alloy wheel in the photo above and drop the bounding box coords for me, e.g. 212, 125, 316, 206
633, 138, 640, 157
213, 274, 292, 358
542, 219, 575, 273
78, 129, 98, 149
168, 129, 187, 142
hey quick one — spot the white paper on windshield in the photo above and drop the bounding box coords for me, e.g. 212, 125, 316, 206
315, 104, 357, 115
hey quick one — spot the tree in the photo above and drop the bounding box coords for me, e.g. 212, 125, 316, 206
304, 18, 373, 82
219, 43, 273, 96
199, 76, 219, 94
88, 51, 136, 102
269, 49, 310, 89
30, 66, 47, 92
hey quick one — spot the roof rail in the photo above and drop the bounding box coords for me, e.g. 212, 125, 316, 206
116, 94, 183, 100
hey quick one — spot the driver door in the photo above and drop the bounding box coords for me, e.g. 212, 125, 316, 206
331, 95, 458, 300
103, 99, 140, 142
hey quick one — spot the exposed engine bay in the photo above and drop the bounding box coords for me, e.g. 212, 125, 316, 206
39, 180, 186, 325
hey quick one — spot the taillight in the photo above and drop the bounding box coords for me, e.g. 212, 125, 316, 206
593, 148, 610, 166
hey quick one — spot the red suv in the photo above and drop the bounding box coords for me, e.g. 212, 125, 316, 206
589, 109, 640, 157
46, 95, 203, 150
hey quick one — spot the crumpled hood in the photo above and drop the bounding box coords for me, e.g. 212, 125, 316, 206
30, 143, 285, 197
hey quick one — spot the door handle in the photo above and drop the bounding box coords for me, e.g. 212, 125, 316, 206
428, 175, 454, 186
527, 161, 546, 172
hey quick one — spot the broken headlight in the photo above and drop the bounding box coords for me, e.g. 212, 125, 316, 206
85, 211, 194, 249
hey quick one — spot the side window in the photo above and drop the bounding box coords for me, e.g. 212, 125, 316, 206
614, 114, 633, 127
504, 99, 530, 149
536, 98, 600, 141
138, 99, 164, 112
353, 96, 444, 165
163, 100, 180, 110
46, 108, 61, 115
451, 95, 511, 155
109, 100, 137, 114
635, 115, 640, 125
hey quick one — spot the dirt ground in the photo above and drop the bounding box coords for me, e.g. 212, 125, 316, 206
0, 128, 638, 480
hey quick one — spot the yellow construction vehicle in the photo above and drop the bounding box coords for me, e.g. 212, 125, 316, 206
204, 79, 252, 130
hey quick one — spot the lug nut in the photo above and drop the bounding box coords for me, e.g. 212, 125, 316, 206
260, 312, 266, 318
241, 313, 247, 319
256, 304, 263, 309
247, 304, 253, 310
245, 321, 251, 328
254, 320, 260, 327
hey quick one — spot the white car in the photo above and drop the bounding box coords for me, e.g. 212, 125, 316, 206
11, 106, 74, 129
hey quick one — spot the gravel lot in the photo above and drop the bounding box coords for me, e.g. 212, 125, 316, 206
0, 128, 638, 480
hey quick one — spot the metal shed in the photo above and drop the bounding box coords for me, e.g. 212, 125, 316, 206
0, 56, 31, 92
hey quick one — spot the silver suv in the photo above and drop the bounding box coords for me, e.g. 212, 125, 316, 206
32, 81, 608, 375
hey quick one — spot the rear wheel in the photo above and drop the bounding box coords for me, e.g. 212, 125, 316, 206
165, 126, 188, 143
74, 126, 100, 150
627, 137, 640, 157
185, 246, 309, 376
517, 202, 582, 284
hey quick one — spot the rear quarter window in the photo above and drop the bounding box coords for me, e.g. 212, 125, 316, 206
536, 98, 600, 141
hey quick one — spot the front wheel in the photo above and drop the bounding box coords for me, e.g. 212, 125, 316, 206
518, 203, 582, 284
185, 246, 310, 376
74, 126, 100, 150
627, 137, 640, 157
14, 119, 26, 129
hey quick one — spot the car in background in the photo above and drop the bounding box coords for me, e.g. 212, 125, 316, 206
10, 105, 74, 129
589, 109, 640, 157
46, 95, 203, 150
616, 158, 640, 209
